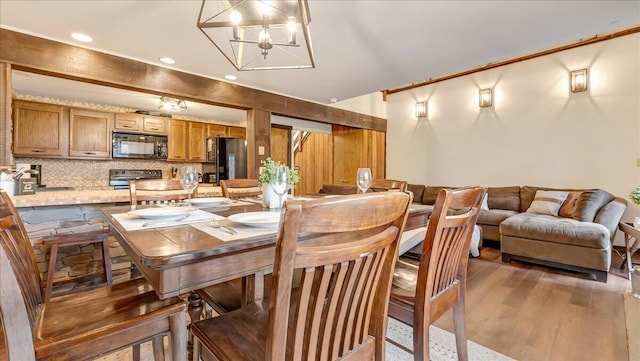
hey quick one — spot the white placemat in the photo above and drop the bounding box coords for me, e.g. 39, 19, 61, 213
112, 209, 215, 231
191, 220, 278, 242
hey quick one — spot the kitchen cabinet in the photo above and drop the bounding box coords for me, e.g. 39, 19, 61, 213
168, 119, 188, 161
114, 113, 168, 135
69, 108, 112, 159
227, 126, 246, 138
188, 121, 206, 162
206, 123, 227, 138
143, 116, 168, 134
12, 101, 65, 157
114, 113, 141, 132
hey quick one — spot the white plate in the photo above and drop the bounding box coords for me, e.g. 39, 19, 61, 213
191, 197, 229, 207
228, 211, 280, 228
128, 206, 197, 220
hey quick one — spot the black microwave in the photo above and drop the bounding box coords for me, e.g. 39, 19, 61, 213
112, 132, 168, 160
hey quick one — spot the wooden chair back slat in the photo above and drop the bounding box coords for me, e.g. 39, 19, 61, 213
369, 179, 408, 193
220, 179, 261, 199
0, 193, 42, 327
129, 179, 192, 205
267, 192, 412, 361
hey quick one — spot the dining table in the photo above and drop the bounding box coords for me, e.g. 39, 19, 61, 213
100, 195, 431, 358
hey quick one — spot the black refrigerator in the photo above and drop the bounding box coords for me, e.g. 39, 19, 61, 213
216, 137, 248, 183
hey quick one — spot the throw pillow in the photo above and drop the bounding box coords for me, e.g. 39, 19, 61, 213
558, 191, 582, 218
481, 193, 489, 210
526, 190, 569, 216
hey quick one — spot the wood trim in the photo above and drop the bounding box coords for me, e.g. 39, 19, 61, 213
0, 29, 386, 132
0, 62, 11, 165
384, 25, 640, 96
247, 109, 271, 178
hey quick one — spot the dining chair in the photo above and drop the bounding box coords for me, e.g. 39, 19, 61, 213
388, 186, 485, 361
130, 178, 194, 206
0, 190, 187, 361
370, 179, 408, 192
191, 191, 413, 361
219, 178, 261, 199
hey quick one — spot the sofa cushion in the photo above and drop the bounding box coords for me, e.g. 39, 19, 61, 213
526, 190, 569, 216
422, 186, 450, 205
559, 191, 582, 218
487, 186, 520, 211
573, 189, 615, 223
407, 184, 425, 203
521, 186, 586, 212
500, 213, 610, 249
477, 209, 519, 226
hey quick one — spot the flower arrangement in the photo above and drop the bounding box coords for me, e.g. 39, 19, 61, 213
631, 185, 640, 205
257, 157, 299, 186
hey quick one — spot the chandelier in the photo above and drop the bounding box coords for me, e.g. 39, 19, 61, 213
197, 0, 315, 71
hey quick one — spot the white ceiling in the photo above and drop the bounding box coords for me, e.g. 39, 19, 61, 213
1, 1, 639, 120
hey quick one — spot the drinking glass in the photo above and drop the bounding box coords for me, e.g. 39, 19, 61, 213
180, 166, 198, 206
270, 165, 291, 209
356, 168, 372, 194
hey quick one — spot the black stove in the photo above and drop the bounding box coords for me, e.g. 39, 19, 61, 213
109, 169, 162, 189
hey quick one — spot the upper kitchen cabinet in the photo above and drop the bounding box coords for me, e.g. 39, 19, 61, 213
188, 121, 206, 162
168, 119, 188, 161
12, 100, 66, 157
69, 108, 112, 159
114, 113, 168, 135
143, 116, 168, 134
227, 126, 246, 138
206, 123, 227, 138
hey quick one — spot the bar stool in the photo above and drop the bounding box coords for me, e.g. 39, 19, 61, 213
42, 228, 113, 301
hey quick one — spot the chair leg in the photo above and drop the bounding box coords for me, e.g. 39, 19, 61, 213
452, 298, 468, 361
152, 336, 165, 361
170, 311, 188, 361
100, 239, 113, 285
44, 244, 59, 302
413, 318, 430, 361
133, 344, 141, 361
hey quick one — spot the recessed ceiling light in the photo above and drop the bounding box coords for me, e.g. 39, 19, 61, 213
225, 75, 237, 81
71, 33, 93, 43
160, 57, 175, 64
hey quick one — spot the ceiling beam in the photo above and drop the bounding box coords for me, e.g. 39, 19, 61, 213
0, 29, 386, 132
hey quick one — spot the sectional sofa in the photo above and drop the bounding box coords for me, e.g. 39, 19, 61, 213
407, 184, 627, 282
316, 183, 627, 282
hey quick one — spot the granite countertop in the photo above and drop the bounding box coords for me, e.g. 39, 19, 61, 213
11, 185, 223, 208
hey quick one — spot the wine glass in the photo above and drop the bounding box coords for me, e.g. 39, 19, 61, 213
179, 166, 198, 206
270, 165, 291, 209
356, 168, 372, 194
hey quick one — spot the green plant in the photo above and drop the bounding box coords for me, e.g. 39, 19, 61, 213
631, 185, 640, 205
257, 157, 299, 186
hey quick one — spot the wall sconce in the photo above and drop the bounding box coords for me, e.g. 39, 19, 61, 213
570, 68, 588, 93
415, 101, 428, 118
479, 88, 493, 108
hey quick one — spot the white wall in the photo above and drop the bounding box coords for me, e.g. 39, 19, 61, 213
384, 34, 639, 225
335, 34, 639, 229
331, 92, 387, 119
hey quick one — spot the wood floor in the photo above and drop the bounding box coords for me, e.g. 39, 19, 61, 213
417, 246, 633, 361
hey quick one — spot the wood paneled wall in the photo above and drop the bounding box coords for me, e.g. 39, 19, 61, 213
294, 132, 333, 195
0, 63, 11, 166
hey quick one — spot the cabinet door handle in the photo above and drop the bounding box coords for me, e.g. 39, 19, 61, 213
149, 127, 159, 131
122, 125, 133, 128
84, 152, 96, 155
31, 150, 44, 153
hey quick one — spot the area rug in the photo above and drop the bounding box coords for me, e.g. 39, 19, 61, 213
386, 317, 515, 361
98, 317, 515, 361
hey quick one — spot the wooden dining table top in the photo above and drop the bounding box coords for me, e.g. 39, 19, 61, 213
100, 198, 431, 299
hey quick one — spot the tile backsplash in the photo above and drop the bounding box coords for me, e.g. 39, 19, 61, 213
13, 158, 203, 190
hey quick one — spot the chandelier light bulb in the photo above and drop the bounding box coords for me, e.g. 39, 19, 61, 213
287, 20, 297, 44
229, 10, 242, 24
